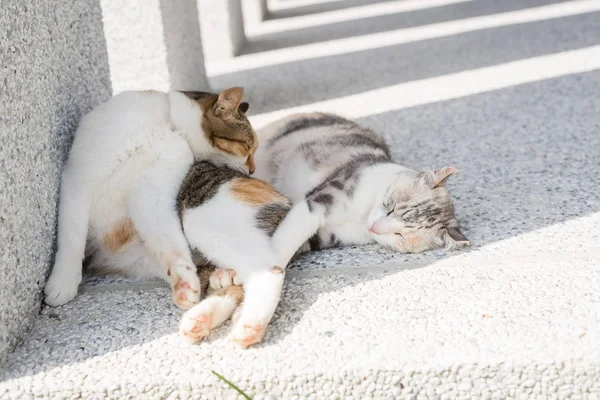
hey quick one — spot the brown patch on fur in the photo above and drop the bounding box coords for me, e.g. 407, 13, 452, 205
230, 178, 288, 206
214, 285, 245, 302
183, 91, 218, 114
141, 89, 158, 94
270, 266, 284, 275
212, 137, 249, 157
187, 88, 258, 170
104, 218, 137, 252
246, 152, 256, 174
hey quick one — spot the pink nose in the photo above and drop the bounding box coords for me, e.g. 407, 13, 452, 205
369, 221, 385, 235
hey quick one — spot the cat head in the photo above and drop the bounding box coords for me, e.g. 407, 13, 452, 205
368, 166, 470, 253
169, 88, 257, 174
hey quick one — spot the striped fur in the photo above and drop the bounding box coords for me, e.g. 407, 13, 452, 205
255, 113, 469, 263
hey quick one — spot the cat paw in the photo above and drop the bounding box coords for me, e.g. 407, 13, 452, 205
231, 321, 267, 349
179, 294, 239, 343
209, 269, 241, 290
180, 306, 214, 343
169, 260, 201, 310
44, 267, 81, 306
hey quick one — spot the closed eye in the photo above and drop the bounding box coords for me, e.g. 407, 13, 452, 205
386, 204, 396, 216
395, 232, 403, 237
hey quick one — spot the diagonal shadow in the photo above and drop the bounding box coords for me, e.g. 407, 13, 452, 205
3, 1, 600, 382
247, 0, 571, 54
3, 67, 600, 383
211, 11, 600, 114
268, 0, 397, 20
159, 0, 209, 90
269, 68, 600, 342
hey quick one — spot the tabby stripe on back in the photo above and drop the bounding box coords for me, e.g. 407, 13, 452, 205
269, 113, 353, 147
306, 154, 390, 213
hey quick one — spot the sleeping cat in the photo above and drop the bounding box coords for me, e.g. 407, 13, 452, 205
253, 113, 470, 267
178, 113, 470, 347
44, 88, 257, 308
177, 161, 291, 348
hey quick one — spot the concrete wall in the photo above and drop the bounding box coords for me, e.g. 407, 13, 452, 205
198, 0, 245, 63
101, 0, 209, 93
243, 0, 269, 24
0, 0, 112, 361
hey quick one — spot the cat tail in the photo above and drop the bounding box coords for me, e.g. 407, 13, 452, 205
271, 199, 324, 268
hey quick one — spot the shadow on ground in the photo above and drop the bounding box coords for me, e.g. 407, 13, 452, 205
214, 11, 600, 113
249, 0, 571, 53
5, 67, 599, 382
3, 0, 600, 383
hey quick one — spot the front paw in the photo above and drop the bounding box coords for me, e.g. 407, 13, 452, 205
44, 266, 81, 306
180, 305, 214, 343
209, 269, 241, 290
231, 320, 267, 349
170, 260, 201, 310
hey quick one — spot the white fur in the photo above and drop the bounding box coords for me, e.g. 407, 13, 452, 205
179, 183, 287, 347
269, 162, 411, 266
45, 91, 245, 307
179, 292, 240, 343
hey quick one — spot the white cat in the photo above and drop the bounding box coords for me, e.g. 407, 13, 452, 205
44, 88, 257, 308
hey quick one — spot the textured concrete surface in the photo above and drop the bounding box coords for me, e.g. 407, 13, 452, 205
101, 0, 208, 93
242, 0, 269, 25
2, 241, 600, 397
198, 0, 245, 63
3, 0, 600, 397
0, 0, 111, 363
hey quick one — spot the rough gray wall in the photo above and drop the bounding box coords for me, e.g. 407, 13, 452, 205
101, 0, 209, 93
0, 0, 111, 362
198, 0, 245, 63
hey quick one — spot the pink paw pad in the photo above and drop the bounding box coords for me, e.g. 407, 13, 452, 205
232, 324, 266, 349
181, 313, 213, 343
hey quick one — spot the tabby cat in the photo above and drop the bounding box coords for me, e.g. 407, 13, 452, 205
253, 113, 470, 267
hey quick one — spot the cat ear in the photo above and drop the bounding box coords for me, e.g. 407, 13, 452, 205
214, 87, 244, 115
239, 102, 249, 113
422, 166, 458, 188
442, 227, 470, 250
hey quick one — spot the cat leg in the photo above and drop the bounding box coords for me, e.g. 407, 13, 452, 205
230, 266, 285, 348
128, 162, 200, 310
45, 167, 89, 306
271, 199, 324, 267
179, 286, 244, 343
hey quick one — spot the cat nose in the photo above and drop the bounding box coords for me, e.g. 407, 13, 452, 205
369, 220, 387, 235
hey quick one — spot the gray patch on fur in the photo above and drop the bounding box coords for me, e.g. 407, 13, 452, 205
306, 154, 390, 213
256, 202, 291, 237
269, 113, 352, 146
177, 161, 242, 219
308, 233, 323, 250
